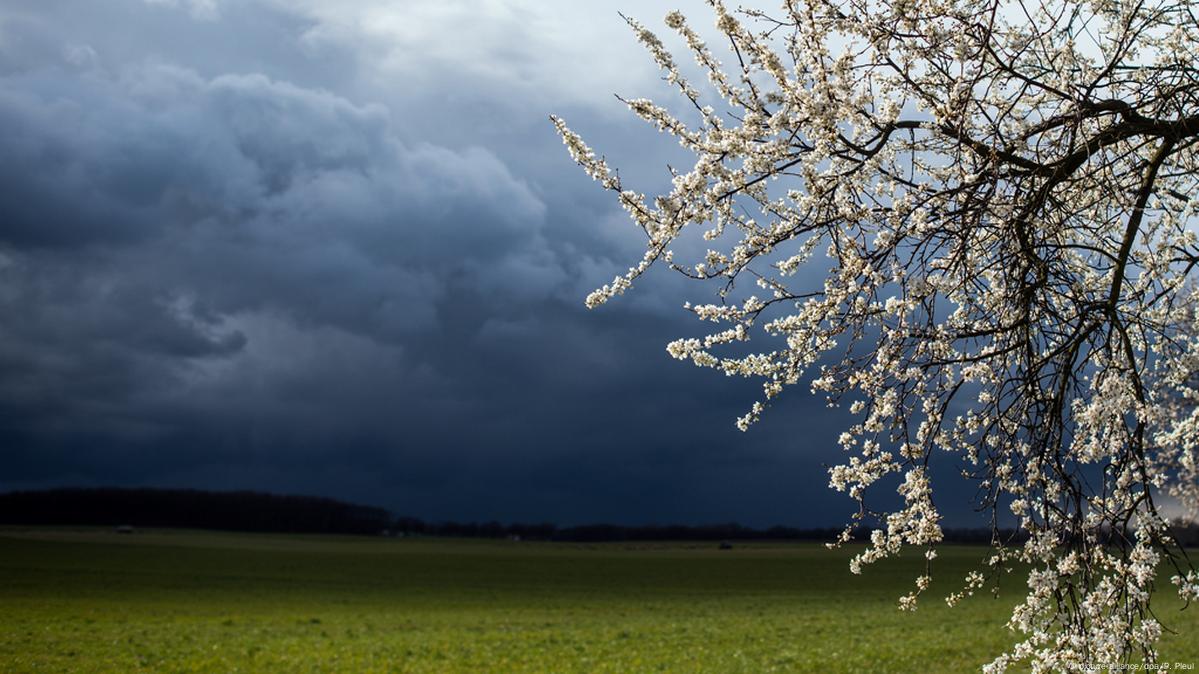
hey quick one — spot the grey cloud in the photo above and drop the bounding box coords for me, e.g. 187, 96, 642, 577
0, 59, 556, 332
0, 0, 923, 528
0, 53, 566, 449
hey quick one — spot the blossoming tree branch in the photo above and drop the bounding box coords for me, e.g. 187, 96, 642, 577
554, 0, 1199, 670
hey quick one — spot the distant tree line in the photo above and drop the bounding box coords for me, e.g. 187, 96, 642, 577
395, 519, 1021, 544
0, 488, 391, 535
393, 521, 1199, 546
3, 488, 1196, 545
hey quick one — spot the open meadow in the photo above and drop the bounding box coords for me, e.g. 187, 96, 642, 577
1, 527, 1196, 673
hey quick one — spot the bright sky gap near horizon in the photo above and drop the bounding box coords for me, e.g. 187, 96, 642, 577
0, 0, 993, 526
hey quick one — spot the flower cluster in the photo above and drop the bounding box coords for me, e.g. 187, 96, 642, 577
555, 0, 1199, 669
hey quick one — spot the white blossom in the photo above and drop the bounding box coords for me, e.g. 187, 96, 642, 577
555, 1, 1199, 668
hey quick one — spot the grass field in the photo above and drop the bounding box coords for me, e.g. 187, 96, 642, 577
0, 528, 1196, 672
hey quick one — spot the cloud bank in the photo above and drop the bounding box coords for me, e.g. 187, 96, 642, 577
0, 0, 981, 527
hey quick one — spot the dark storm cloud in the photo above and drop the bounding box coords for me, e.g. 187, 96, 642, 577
0, 0, 987, 527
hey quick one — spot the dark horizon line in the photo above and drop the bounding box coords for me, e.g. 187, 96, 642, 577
5, 486, 1197, 546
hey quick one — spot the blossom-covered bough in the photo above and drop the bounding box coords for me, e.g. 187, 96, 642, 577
553, 0, 1199, 670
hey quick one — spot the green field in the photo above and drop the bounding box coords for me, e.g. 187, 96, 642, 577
0, 528, 1196, 672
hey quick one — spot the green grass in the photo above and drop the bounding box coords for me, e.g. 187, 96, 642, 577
0, 528, 1195, 672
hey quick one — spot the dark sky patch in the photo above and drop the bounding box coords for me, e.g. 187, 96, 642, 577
0, 0, 989, 528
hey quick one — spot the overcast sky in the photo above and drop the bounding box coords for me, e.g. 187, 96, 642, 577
0, 0, 986, 527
